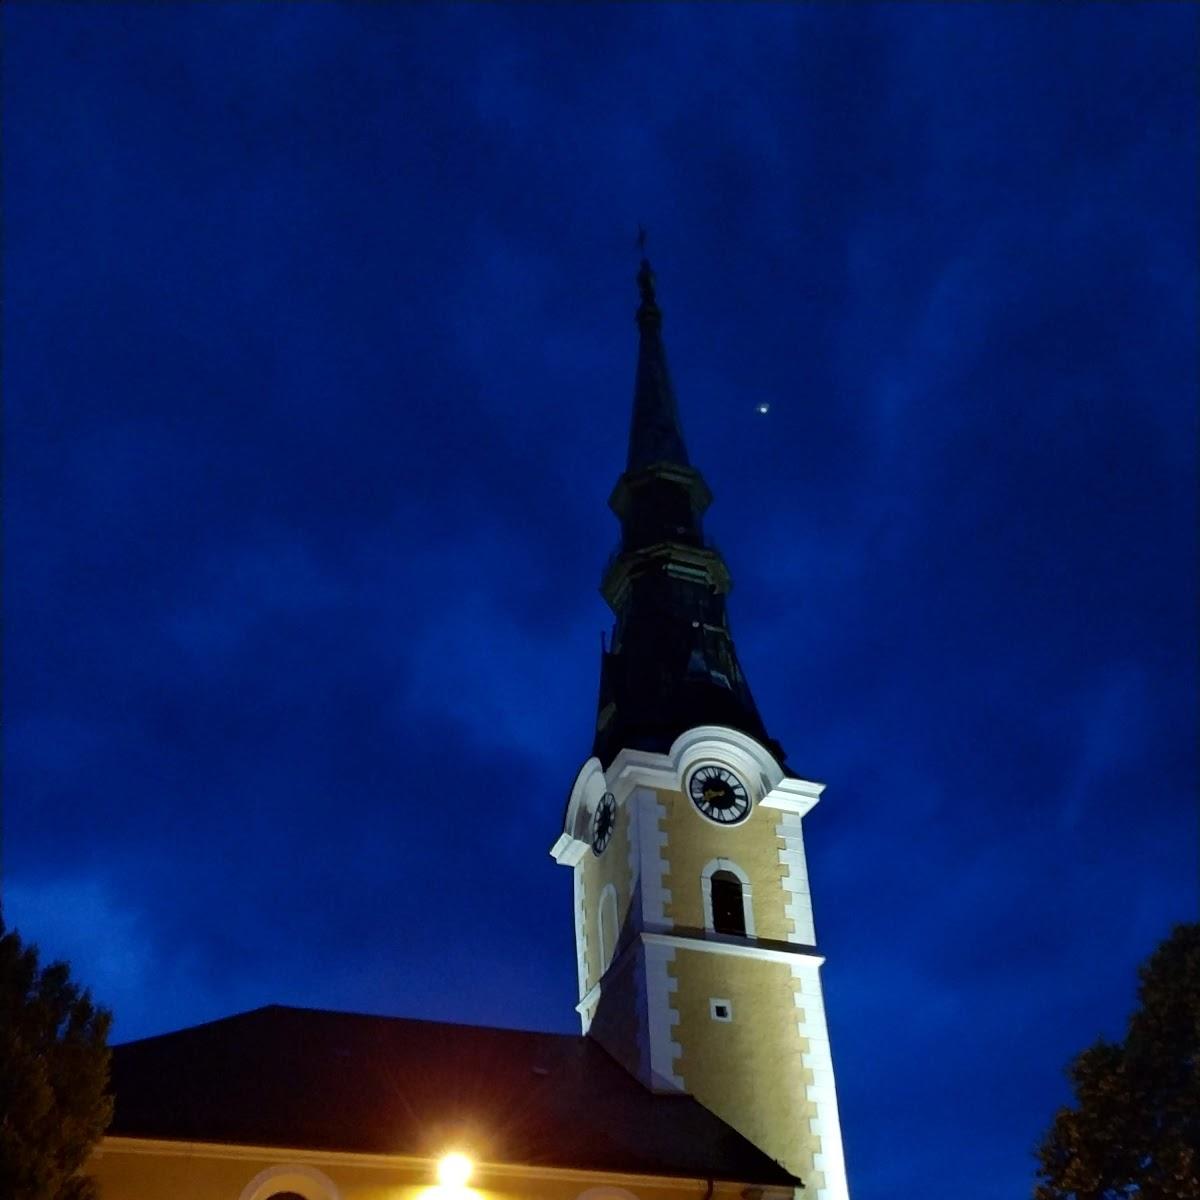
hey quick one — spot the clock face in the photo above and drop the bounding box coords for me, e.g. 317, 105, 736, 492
592, 792, 616, 855
688, 764, 751, 825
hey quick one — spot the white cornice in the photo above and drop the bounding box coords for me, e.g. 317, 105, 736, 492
584, 929, 824, 978
550, 832, 588, 866
575, 924, 644, 1014
552, 756, 607, 863
642, 931, 824, 968
610, 727, 826, 812
576, 978, 602, 1016
553, 730, 826, 865
760, 775, 825, 817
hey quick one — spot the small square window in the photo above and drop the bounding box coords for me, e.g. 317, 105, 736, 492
710, 998, 733, 1022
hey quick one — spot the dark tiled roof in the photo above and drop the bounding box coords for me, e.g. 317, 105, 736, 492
109, 1005, 797, 1187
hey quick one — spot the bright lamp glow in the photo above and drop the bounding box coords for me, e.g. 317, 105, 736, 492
437, 1152, 473, 1188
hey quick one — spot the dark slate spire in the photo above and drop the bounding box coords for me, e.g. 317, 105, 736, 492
626, 258, 690, 471
591, 258, 783, 769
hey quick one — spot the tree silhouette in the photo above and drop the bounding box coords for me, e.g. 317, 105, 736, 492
1035, 922, 1199, 1200
0, 918, 113, 1200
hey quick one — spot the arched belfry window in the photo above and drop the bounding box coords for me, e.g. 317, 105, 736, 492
710, 871, 746, 935
701, 858, 756, 938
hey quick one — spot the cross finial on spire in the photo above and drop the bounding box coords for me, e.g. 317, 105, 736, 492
635, 226, 657, 310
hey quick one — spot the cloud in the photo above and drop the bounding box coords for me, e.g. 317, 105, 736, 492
4, 6, 1195, 1199
3, 873, 242, 1041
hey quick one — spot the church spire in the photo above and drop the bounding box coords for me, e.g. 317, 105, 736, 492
592, 257, 783, 768
556, 251, 849, 1200
626, 256, 690, 471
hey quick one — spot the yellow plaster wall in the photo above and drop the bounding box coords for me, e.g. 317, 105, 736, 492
91, 1145, 254, 1200
88, 1141, 769, 1200
669, 949, 821, 1191
579, 793, 635, 992
656, 789, 793, 942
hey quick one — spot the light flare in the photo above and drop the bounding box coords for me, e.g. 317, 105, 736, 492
437, 1152, 473, 1189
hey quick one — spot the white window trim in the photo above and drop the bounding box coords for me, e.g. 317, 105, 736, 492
239, 1164, 340, 1200
709, 996, 734, 1022
701, 857, 756, 938
597, 882, 619, 973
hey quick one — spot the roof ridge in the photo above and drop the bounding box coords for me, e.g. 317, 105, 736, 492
116, 1002, 581, 1048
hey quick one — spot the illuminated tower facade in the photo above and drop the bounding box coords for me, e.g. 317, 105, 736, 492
551, 259, 851, 1199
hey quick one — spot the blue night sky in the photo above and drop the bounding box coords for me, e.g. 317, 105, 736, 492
4, 5, 1197, 1198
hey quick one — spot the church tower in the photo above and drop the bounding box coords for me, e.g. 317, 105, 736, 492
551, 257, 851, 1199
